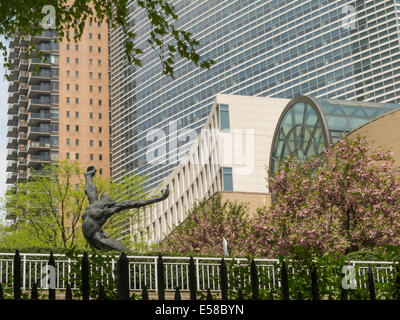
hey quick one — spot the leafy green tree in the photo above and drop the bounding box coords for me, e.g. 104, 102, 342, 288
0, 0, 214, 78
2, 160, 147, 249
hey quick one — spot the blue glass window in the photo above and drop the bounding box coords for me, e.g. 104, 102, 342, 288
222, 167, 233, 191
219, 104, 230, 131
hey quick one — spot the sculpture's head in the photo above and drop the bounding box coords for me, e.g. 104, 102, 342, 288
100, 193, 117, 207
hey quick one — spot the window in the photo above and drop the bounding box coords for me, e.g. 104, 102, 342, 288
98, 73, 102, 79
89, 140, 93, 146
98, 34, 101, 40
89, 46, 92, 52
75, 71, 79, 77
89, 58, 93, 65
99, 127, 102, 133
89, 18, 92, 26
90, 154, 94, 160
98, 47, 101, 53
98, 59, 101, 66
75, 58, 79, 64
66, 111, 70, 117
66, 44, 70, 50
89, 126, 93, 133
89, 85, 93, 92
66, 124, 70, 131
89, 112, 93, 119
66, 70, 70, 77
75, 111, 79, 118
89, 98, 93, 105
75, 84, 79, 91
222, 167, 233, 191
66, 152, 70, 159
99, 168, 103, 175
97, 21, 101, 27
66, 138, 70, 145
75, 97, 79, 104
89, 33, 92, 39
98, 113, 102, 119
75, 44, 79, 51
75, 153, 79, 160
75, 139, 79, 145
98, 99, 102, 106
66, 84, 70, 90
66, 57, 70, 63
89, 72, 93, 79
219, 104, 230, 131
66, 97, 70, 103
99, 140, 102, 147
99, 154, 103, 161
75, 125, 79, 132
98, 86, 102, 92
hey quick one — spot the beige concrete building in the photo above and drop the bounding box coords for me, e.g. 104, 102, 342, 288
134, 94, 288, 243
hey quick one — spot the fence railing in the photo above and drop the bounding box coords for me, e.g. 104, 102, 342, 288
0, 252, 395, 292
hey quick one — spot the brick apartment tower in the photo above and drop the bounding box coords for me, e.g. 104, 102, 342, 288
6, 20, 110, 224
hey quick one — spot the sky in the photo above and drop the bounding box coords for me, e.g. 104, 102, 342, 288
0, 38, 10, 221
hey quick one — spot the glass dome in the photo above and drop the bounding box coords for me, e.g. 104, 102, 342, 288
269, 96, 400, 174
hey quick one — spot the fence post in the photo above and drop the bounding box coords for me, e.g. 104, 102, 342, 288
14, 250, 21, 300
237, 288, 243, 300
368, 266, 376, 300
220, 258, 228, 300
281, 260, 289, 300
48, 251, 56, 300
250, 259, 259, 300
157, 254, 165, 300
189, 257, 197, 300
31, 282, 38, 300
154, 257, 158, 292
117, 252, 129, 300
98, 284, 106, 300
65, 282, 72, 300
395, 267, 400, 300
206, 288, 213, 300
196, 258, 200, 293
142, 285, 149, 300
174, 286, 181, 300
311, 265, 319, 301
81, 251, 90, 300
22, 253, 26, 291
0, 283, 3, 300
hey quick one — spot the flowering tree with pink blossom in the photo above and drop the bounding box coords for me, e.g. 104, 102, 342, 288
248, 135, 400, 257
160, 193, 252, 256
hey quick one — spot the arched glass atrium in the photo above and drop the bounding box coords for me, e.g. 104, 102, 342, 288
269, 96, 400, 173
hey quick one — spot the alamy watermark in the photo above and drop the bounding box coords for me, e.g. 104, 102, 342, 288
41, 5, 56, 30
41, 265, 56, 289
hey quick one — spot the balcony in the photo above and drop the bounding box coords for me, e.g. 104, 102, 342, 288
18, 95, 28, 107
6, 160, 17, 172
6, 172, 17, 184
19, 119, 27, 128
8, 92, 16, 103
27, 83, 51, 98
28, 70, 52, 84
18, 106, 27, 118
18, 58, 29, 71
17, 132, 27, 143
18, 70, 29, 82
27, 125, 51, 139
28, 56, 51, 71
27, 168, 50, 180
17, 171, 28, 180
28, 140, 51, 152
7, 127, 18, 138
7, 104, 18, 115
18, 144, 28, 154
18, 157, 27, 167
18, 82, 28, 94
27, 97, 51, 112
7, 115, 18, 126
27, 112, 52, 125
27, 154, 51, 166
7, 149, 17, 161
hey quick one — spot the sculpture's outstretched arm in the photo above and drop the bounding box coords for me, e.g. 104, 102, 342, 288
84, 166, 98, 204
104, 186, 170, 217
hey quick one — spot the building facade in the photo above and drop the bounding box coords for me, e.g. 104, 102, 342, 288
110, 0, 400, 194
6, 21, 111, 217
134, 94, 287, 243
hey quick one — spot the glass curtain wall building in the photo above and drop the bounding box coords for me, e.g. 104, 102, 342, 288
110, 0, 400, 191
